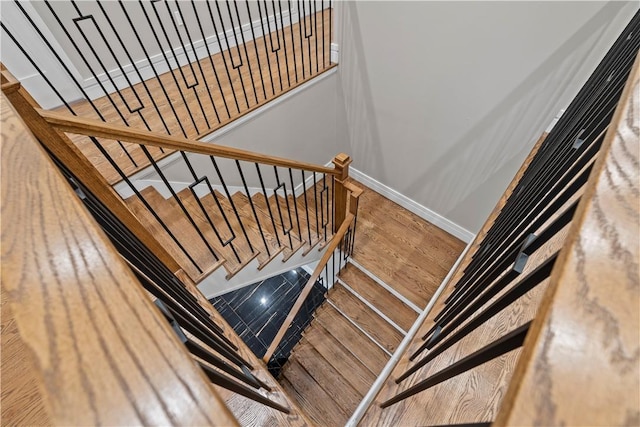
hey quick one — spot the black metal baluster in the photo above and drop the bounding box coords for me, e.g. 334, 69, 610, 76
255, 0, 277, 96
245, 2, 268, 101
297, 0, 307, 79
301, 171, 313, 244
273, 166, 294, 249
57, 1, 135, 128
216, 0, 250, 109
86, 136, 204, 273
209, 157, 256, 255
40, 1, 138, 167
276, 0, 292, 88
286, 1, 299, 83
118, 0, 190, 138
232, 0, 259, 105
256, 164, 282, 247
329, 0, 332, 65
430, 199, 580, 338
289, 169, 303, 241
303, 0, 313, 76
236, 161, 269, 256
262, 0, 284, 91
477, 31, 639, 254
155, 0, 211, 129
70, 8, 145, 121
313, 0, 319, 73
55, 160, 240, 352
198, 362, 290, 413
312, 172, 320, 239
189, 0, 232, 119
188, 177, 241, 264
204, 0, 241, 114
321, 0, 326, 67
140, 148, 221, 265
381, 322, 531, 408
95, 2, 171, 137
138, 0, 201, 134
403, 254, 558, 382
174, 0, 222, 124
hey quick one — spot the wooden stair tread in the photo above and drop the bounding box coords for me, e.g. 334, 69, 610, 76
280, 360, 349, 427
301, 324, 376, 396
314, 303, 389, 374
175, 188, 257, 278
228, 191, 286, 267
124, 187, 223, 280
350, 186, 466, 308
339, 263, 418, 332
251, 193, 305, 261
290, 341, 364, 415
328, 284, 404, 353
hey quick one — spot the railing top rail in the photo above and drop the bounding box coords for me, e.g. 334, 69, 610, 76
38, 108, 339, 176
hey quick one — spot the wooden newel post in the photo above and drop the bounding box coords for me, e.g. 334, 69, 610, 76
332, 153, 352, 232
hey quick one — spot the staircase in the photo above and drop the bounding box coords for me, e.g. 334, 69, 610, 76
276, 189, 453, 426
123, 180, 332, 284
280, 262, 415, 426
2, 4, 639, 426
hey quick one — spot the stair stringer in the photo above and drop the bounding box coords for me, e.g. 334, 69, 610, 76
197, 236, 330, 299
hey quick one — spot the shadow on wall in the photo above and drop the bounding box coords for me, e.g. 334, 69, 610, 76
336, 1, 385, 179
337, 1, 634, 232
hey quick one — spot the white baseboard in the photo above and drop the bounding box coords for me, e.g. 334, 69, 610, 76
349, 168, 475, 243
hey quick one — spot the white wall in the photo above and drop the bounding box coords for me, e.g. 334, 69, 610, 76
336, 1, 638, 234
150, 71, 345, 189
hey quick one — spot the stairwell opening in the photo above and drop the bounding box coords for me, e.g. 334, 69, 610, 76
209, 266, 326, 377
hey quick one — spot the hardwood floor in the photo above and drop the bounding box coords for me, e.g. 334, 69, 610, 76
339, 263, 418, 332
56, 9, 334, 185
350, 183, 467, 309
278, 184, 466, 426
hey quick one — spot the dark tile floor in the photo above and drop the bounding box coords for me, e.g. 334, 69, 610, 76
210, 267, 326, 377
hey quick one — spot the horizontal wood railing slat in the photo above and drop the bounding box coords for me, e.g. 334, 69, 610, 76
38, 109, 338, 176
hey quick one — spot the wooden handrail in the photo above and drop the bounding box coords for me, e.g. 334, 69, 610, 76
38, 109, 339, 176
262, 212, 356, 363
1, 95, 238, 426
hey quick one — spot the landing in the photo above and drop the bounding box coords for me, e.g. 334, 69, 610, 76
350, 182, 466, 309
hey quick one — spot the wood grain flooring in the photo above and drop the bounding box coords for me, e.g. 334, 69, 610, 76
350, 183, 466, 308
58, 9, 334, 185
339, 262, 418, 332
328, 284, 403, 353
278, 183, 467, 426
123, 182, 329, 283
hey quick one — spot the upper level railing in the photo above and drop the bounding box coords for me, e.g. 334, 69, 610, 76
1, 0, 335, 180
355, 10, 640, 426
